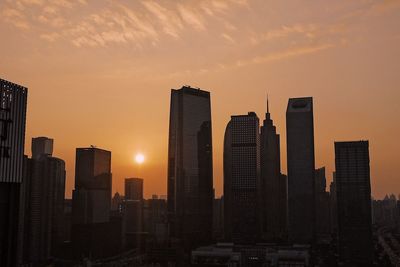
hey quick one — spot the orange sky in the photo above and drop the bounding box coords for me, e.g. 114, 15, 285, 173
1, 0, 399, 199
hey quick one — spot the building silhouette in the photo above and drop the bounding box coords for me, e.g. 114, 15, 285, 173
123, 177, 144, 249
71, 147, 120, 258
314, 167, 331, 243
224, 112, 261, 243
167, 86, 213, 248
335, 141, 372, 265
260, 98, 287, 242
125, 177, 143, 201
20, 137, 66, 264
0, 78, 27, 267
286, 97, 315, 244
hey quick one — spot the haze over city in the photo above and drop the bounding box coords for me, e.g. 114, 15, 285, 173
1, 0, 400, 200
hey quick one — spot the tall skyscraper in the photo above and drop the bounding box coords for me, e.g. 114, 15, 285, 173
224, 112, 261, 243
21, 137, 66, 264
0, 78, 27, 267
335, 141, 372, 265
71, 147, 117, 258
72, 147, 112, 225
314, 167, 331, 243
123, 178, 144, 249
286, 97, 315, 244
125, 177, 143, 200
260, 99, 286, 241
167, 86, 213, 248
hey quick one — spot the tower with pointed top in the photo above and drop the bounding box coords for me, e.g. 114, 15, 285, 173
260, 97, 287, 241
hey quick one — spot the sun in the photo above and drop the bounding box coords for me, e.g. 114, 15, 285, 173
135, 153, 145, 164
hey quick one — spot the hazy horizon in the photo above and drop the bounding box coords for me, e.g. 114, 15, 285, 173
1, 0, 399, 199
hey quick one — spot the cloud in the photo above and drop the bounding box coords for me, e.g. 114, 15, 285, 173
177, 4, 206, 31
1, 8, 30, 29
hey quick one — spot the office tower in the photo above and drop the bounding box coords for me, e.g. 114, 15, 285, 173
71, 147, 119, 258
167, 86, 213, 248
286, 97, 315, 244
314, 167, 331, 243
329, 172, 337, 235
279, 174, 288, 239
260, 98, 286, 241
31, 137, 53, 159
224, 112, 261, 243
72, 147, 112, 224
0, 78, 27, 267
21, 137, 66, 264
125, 177, 143, 200
123, 178, 144, 249
335, 141, 372, 265
212, 197, 224, 240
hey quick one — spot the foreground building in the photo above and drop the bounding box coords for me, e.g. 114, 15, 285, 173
335, 141, 373, 265
224, 112, 261, 243
167, 86, 213, 249
286, 97, 315, 244
0, 78, 27, 267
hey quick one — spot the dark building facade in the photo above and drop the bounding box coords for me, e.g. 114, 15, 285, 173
314, 167, 331, 243
71, 147, 118, 258
20, 137, 66, 264
260, 101, 287, 242
167, 86, 213, 248
286, 97, 315, 244
0, 78, 27, 267
335, 141, 372, 265
125, 177, 143, 200
224, 112, 261, 243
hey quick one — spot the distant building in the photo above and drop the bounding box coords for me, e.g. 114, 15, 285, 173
123, 177, 144, 249
167, 86, 213, 248
286, 97, 315, 244
20, 137, 66, 265
314, 167, 331, 243
329, 172, 337, 235
0, 78, 27, 267
224, 112, 261, 243
125, 177, 143, 200
335, 141, 373, 265
143, 197, 168, 244
260, 99, 287, 242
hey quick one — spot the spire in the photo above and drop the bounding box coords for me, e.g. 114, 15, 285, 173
267, 93, 269, 114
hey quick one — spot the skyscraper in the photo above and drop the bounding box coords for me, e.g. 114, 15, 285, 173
21, 137, 66, 264
224, 112, 261, 243
314, 167, 331, 243
123, 177, 144, 249
72, 147, 112, 225
260, 99, 286, 241
125, 177, 143, 200
286, 97, 315, 244
0, 78, 27, 267
71, 147, 117, 258
335, 141, 372, 265
167, 86, 213, 248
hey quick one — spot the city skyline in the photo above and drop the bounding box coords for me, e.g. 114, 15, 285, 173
1, 0, 400, 200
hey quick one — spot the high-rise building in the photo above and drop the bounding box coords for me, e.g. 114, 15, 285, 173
72, 147, 112, 225
123, 178, 144, 249
167, 86, 213, 248
260, 99, 286, 241
224, 112, 261, 243
286, 97, 315, 244
335, 141, 372, 265
125, 177, 143, 200
0, 78, 27, 267
71, 147, 119, 258
314, 167, 331, 243
21, 137, 66, 264
31, 137, 53, 160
